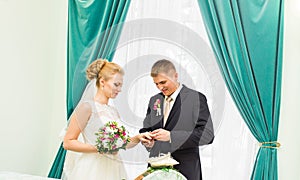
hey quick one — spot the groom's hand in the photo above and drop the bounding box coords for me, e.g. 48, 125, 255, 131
152, 129, 170, 142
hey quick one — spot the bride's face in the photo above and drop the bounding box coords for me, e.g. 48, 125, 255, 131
102, 73, 123, 99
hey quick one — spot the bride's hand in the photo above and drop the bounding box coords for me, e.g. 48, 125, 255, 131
139, 132, 153, 142
110, 151, 118, 155
140, 132, 155, 148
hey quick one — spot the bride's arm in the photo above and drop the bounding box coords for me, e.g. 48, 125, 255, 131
63, 103, 98, 153
126, 132, 154, 149
126, 134, 141, 149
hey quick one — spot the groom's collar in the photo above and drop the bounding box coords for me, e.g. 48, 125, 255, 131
158, 84, 187, 97
166, 83, 182, 100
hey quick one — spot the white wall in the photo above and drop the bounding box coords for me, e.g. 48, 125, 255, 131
278, 0, 300, 179
0, 0, 67, 176
0, 0, 299, 179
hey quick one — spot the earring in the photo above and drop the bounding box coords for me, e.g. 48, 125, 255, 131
101, 86, 104, 90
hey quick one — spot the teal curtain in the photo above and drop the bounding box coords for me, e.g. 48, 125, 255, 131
197, 1, 283, 180
48, 0, 131, 178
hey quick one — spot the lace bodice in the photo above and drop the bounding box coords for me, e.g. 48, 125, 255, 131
81, 101, 121, 145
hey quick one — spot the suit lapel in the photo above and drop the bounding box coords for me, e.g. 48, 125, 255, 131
164, 85, 189, 129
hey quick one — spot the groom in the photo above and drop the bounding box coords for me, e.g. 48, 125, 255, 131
139, 59, 214, 180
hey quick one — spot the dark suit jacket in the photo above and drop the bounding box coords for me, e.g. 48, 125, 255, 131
140, 85, 214, 180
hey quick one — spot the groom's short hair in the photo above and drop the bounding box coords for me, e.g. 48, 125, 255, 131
151, 59, 177, 77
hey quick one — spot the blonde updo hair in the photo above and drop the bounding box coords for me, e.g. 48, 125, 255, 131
86, 59, 124, 88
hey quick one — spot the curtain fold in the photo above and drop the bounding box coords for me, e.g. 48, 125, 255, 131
197, 1, 284, 179
48, 0, 131, 178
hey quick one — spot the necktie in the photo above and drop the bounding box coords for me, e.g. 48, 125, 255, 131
163, 96, 173, 126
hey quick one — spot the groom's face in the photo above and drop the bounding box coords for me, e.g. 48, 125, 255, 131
152, 71, 178, 96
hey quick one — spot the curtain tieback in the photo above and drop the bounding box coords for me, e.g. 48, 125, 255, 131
259, 141, 281, 149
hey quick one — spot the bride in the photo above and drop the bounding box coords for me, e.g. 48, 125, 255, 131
62, 59, 151, 180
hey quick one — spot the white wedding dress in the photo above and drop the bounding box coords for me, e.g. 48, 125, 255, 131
62, 101, 127, 180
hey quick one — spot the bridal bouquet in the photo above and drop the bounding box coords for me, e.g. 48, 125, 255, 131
95, 121, 130, 154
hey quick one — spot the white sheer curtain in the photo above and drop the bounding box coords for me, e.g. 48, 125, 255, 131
112, 0, 258, 179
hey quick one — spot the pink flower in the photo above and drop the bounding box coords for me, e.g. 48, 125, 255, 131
114, 134, 120, 138
153, 99, 161, 110
110, 124, 116, 129
153, 99, 162, 116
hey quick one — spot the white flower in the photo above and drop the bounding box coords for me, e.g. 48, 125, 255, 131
116, 138, 124, 148
102, 139, 110, 148
106, 127, 114, 134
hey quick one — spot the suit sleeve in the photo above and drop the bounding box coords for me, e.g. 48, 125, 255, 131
195, 93, 214, 145
170, 92, 214, 150
139, 99, 152, 133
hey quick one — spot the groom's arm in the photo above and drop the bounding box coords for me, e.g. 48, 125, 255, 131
170, 92, 214, 150
197, 93, 214, 145
139, 98, 156, 150
139, 106, 153, 133
139, 96, 163, 133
